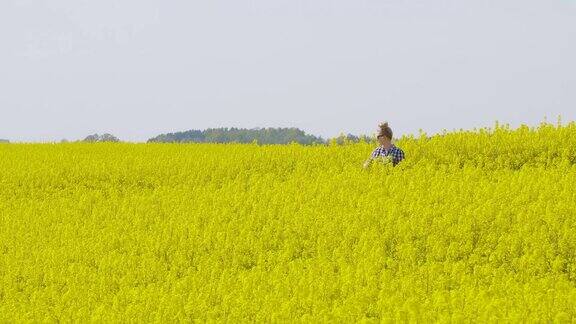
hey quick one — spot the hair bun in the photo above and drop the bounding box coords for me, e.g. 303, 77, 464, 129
377, 121, 393, 140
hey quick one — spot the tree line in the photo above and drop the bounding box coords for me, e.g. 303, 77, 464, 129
2, 129, 374, 145
147, 127, 370, 145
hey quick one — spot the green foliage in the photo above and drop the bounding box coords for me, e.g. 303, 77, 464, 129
328, 133, 373, 145
82, 133, 121, 143
147, 127, 324, 145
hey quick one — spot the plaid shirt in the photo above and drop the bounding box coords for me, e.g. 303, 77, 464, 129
370, 144, 405, 166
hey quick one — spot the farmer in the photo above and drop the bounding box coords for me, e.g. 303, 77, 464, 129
363, 122, 405, 168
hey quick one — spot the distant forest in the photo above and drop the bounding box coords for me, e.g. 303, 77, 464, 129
1, 129, 372, 145
147, 127, 347, 145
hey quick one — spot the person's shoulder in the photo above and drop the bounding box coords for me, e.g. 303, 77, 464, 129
392, 144, 404, 151
392, 145, 405, 155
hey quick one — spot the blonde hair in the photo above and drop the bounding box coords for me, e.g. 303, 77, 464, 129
378, 122, 393, 140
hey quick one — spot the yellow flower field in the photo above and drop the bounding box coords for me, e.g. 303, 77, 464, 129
1, 121, 575, 322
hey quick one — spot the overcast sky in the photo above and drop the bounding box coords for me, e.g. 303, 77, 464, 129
1, 0, 574, 142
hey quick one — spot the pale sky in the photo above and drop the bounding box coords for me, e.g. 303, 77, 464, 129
1, 0, 575, 142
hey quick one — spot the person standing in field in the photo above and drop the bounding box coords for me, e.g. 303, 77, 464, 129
363, 122, 405, 168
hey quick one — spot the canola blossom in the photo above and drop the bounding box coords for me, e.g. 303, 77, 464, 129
1, 121, 576, 322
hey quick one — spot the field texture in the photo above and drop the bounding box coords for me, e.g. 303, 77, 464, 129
1, 122, 576, 322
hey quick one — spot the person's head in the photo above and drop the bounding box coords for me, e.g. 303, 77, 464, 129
377, 122, 393, 145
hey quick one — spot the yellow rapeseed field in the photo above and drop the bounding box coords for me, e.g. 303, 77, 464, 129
1, 121, 575, 322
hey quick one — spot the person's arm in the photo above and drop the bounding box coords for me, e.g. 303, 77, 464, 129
363, 147, 380, 168
392, 149, 405, 166
363, 157, 372, 169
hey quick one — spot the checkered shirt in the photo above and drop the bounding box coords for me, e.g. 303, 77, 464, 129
370, 144, 405, 166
